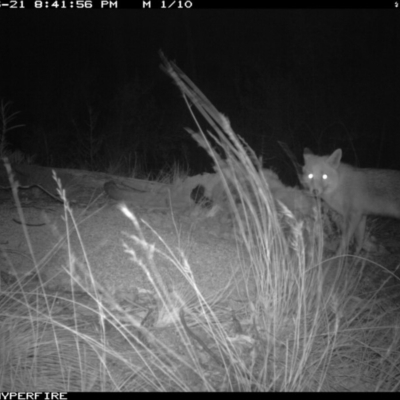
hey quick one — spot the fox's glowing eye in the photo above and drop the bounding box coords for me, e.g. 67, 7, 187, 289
307, 173, 313, 180
322, 174, 328, 180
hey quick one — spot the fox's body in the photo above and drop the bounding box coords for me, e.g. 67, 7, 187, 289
302, 148, 400, 253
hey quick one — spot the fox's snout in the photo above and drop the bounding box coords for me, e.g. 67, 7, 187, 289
303, 174, 323, 196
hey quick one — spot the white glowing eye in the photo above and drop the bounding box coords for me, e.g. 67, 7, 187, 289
322, 174, 328, 180
307, 173, 313, 180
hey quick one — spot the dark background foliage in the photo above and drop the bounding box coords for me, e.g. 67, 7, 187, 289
0, 10, 398, 184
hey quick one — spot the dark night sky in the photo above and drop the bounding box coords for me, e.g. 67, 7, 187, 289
0, 9, 399, 180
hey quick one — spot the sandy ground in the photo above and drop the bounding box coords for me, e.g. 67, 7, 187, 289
0, 165, 254, 307
2, 165, 400, 391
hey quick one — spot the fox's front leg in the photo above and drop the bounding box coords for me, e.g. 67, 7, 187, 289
338, 211, 363, 254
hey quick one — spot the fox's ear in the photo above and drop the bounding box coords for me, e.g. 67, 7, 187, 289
328, 149, 342, 168
303, 148, 313, 155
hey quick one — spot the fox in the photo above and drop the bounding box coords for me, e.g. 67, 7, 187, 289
302, 148, 400, 253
